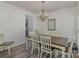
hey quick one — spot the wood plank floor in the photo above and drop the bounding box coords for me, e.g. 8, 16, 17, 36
0, 43, 50, 58
0, 43, 78, 58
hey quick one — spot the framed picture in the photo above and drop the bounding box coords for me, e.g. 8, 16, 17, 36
48, 18, 56, 31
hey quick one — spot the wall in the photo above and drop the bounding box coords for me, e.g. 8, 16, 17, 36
38, 6, 77, 42
0, 2, 36, 46
77, 2, 79, 54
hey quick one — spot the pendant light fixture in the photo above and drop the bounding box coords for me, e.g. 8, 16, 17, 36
39, 1, 48, 21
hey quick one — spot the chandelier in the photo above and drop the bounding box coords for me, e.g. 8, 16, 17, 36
39, 1, 48, 21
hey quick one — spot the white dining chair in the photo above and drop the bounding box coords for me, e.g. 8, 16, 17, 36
31, 33, 40, 58
63, 36, 76, 58
62, 39, 74, 58
0, 33, 15, 56
40, 35, 56, 58
55, 36, 75, 58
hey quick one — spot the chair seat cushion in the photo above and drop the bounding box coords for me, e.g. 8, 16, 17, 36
0, 41, 14, 46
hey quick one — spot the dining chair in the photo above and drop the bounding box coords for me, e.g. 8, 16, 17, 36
31, 33, 40, 58
40, 35, 56, 58
62, 37, 74, 58
55, 36, 75, 58
0, 33, 15, 56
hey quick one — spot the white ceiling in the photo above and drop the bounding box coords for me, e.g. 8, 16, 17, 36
4, 1, 77, 13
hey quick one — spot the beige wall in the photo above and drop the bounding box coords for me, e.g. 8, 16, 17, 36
77, 2, 79, 54
37, 6, 77, 41
0, 2, 36, 46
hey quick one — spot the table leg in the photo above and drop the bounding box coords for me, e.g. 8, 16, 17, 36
25, 39, 30, 50
62, 51, 65, 58
25, 39, 28, 50
28, 39, 29, 49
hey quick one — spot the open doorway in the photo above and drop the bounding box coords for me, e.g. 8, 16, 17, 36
25, 16, 33, 38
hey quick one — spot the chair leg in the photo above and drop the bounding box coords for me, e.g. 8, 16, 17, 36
31, 47, 33, 55
68, 53, 71, 58
71, 52, 73, 58
8, 47, 11, 55
54, 50, 58, 58
50, 53, 52, 58
38, 48, 40, 58
40, 50, 43, 58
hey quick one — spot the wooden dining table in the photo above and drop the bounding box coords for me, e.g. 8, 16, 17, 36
38, 34, 68, 51
25, 33, 69, 58
25, 33, 68, 52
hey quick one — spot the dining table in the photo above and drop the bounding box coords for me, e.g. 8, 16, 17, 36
38, 34, 68, 58
25, 33, 69, 58
38, 33, 68, 52
25, 33, 68, 52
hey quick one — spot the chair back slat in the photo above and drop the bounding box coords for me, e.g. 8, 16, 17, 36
40, 35, 51, 50
31, 34, 40, 47
0, 33, 4, 44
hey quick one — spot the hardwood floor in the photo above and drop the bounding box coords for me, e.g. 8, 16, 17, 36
0, 43, 26, 58
0, 43, 49, 58
0, 43, 78, 58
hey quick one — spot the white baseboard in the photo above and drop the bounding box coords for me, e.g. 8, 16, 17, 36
14, 41, 25, 47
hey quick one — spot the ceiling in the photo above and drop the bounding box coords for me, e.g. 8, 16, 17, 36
4, 1, 77, 13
